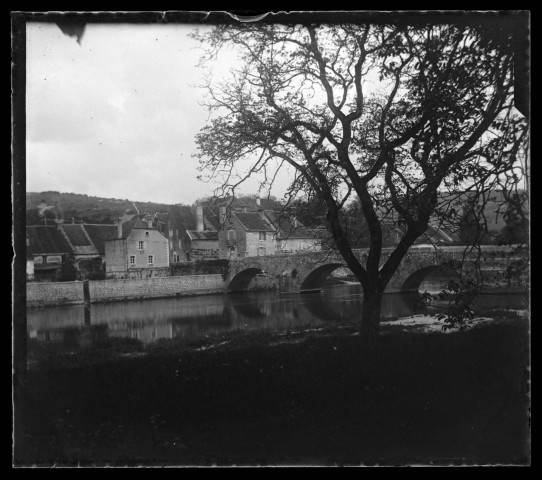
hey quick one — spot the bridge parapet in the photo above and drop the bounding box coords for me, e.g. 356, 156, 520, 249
224, 245, 525, 293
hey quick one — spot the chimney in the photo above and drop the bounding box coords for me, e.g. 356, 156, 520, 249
219, 206, 227, 225
117, 219, 123, 239
147, 219, 153, 228
196, 205, 204, 232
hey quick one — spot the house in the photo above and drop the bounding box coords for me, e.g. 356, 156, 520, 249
81, 223, 119, 277
263, 210, 322, 253
219, 209, 276, 258
104, 215, 169, 278
215, 196, 322, 259
57, 222, 106, 277
166, 205, 219, 262
26, 225, 75, 282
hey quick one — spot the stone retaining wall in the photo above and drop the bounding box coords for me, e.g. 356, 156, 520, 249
27, 281, 83, 307
27, 274, 226, 307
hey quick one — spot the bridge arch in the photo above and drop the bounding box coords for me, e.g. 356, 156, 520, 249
400, 264, 462, 293
227, 268, 266, 292
300, 263, 348, 292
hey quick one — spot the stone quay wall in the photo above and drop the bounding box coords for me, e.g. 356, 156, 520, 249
27, 274, 226, 307
27, 281, 84, 307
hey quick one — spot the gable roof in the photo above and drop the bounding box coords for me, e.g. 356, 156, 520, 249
187, 230, 219, 241
114, 216, 162, 239
83, 224, 118, 254
177, 206, 197, 230
59, 223, 96, 255
233, 212, 276, 231
263, 210, 316, 239
27, 226, 72, 255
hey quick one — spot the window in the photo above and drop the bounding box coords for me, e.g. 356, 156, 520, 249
257, 247, 266, 256
138, 240, 145, 250
129, 255, 136, 265
259, 231, 266, 241
148, 255, 154, 264
227, 229, 236, 240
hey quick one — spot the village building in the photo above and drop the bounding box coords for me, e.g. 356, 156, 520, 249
26, 225, 75, 282
166, 205, 219, 262
216, 197, 322, 259
57, 222, 105, 277
104, 215, 170, 278
263, 210, 322, 253
219, 209, 277, 259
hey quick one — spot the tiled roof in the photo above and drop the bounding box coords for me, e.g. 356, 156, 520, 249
26, 226, 72, 255
233, 212, 275, 231
263, 210, 316, 239
177, 206, 197, 230
204, 216, 220, 232
61, 224, 93, 246
83, 224, 118, 254
114, 216, 160, 239
131, 217, 156, 230
187, 230, 219, 241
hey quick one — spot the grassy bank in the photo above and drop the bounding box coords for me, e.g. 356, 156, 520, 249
15, 313, 530, 466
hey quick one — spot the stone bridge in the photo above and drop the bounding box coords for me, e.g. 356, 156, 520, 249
224, 245, 526, 294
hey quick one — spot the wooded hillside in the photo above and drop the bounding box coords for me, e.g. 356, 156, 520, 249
26, 192, 177, 225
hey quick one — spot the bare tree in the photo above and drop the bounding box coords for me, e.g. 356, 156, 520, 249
192, 20, 528, 343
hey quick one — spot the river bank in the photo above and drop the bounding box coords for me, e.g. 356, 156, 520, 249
15, 310, 530, 466
26, 273, 528, 309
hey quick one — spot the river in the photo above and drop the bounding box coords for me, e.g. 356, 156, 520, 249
26, 280, 527, 358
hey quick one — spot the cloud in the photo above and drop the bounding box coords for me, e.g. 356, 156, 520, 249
25, 23, 292, 205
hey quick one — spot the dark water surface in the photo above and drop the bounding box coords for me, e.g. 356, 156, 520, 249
27, 283, 526, 357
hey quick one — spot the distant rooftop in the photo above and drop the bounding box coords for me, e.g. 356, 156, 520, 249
233, 212, 275, 231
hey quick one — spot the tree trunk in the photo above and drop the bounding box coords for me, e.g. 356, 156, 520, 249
361, 286, 383, 344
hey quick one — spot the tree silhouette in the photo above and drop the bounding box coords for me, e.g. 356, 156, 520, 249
192, 18, 528, 342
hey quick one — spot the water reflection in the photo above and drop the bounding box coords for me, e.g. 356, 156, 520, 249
27, 283, 526, 357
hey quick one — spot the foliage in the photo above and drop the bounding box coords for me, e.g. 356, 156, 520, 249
434, 279, 479, 331
496, 191, 530, 246
77, 257, 106, 280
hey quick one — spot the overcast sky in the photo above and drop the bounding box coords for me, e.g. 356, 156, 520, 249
26, 22, 291, 205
